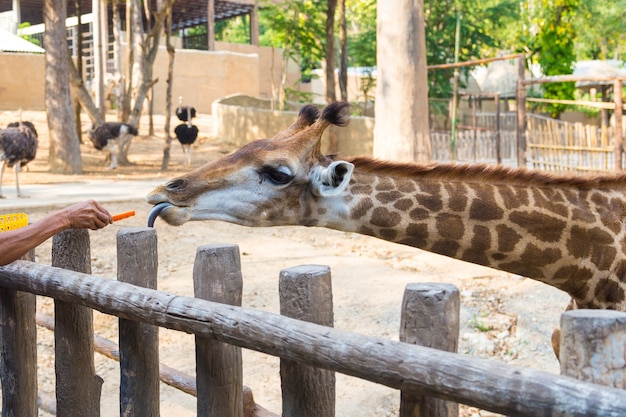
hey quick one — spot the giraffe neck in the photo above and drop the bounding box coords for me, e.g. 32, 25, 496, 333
311, 162, 626, 310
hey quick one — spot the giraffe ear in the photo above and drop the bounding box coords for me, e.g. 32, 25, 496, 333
311, 161, 354, 197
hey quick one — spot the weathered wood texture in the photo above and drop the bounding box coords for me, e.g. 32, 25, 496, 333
36, 312, 278, 417
0, 288, 38, 417
52, 229, 102, 417
0, 248, 36, 417
560, 310, 626, 388
279, 265, 335, 417
193, 244, 244, 417
1, 262, 626, 417
400, 283, 460, 417
116, 228, 160, 417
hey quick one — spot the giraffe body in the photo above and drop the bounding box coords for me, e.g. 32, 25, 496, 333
147, 102, 626, 312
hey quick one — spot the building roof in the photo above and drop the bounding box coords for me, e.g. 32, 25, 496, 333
0, 0, 254, 31
0, 28, 44, 53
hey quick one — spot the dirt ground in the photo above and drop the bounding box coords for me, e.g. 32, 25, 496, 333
1, 110, 570, 416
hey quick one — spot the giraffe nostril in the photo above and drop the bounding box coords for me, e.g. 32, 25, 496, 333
166, 178, 188, 191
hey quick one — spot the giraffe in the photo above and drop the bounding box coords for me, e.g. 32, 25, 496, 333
147, 101, 626, 352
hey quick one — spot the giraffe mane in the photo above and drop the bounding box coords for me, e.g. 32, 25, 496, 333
343, 156, 626, 189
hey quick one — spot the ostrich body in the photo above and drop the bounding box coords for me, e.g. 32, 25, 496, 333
89, 122, 138, 170
0, 121, 38, 198
174, 123, 198, 167
175, 96, 196, 122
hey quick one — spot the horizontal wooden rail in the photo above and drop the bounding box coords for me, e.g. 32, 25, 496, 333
526, 96, 626, 110
1, 261, 626, 417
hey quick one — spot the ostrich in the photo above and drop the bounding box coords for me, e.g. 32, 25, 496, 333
88, 122, 138, 170
175, 96, 196, 122
0, 121, 38, 198
174, 118, 199, 167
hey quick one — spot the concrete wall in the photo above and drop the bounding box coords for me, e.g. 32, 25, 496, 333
213, 94, 375, 156
0, 53, 46, 111
0, 42, 300, 115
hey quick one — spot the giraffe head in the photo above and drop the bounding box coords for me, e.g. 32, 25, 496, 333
146, 102, 355, 227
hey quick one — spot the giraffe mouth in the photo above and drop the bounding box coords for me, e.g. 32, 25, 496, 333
147, 202, 174, 227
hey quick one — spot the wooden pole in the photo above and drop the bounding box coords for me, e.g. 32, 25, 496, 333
0, 249, 37, 417
117, 228, 160, 417
560, 310, 626, 387
399, 283, 460, 417
614, 78, 623, 170
207, 0, 215, 51
52, 229, 102, 417
495, 93, 501, 164
193, 244, 243, 417
516, 53, 527, 167
249, 6, 259, 46
427, 53, 521, 70
279, 265, 335, 417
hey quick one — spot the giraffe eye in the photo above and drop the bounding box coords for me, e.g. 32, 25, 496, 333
258, 166, 294, 185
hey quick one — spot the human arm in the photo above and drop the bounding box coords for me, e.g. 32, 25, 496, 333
0, 200, 112, 266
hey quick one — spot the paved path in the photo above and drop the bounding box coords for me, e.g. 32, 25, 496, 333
0, 178, 165, 212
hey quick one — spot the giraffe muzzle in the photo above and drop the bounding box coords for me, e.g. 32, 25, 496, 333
147, 202, 174, 227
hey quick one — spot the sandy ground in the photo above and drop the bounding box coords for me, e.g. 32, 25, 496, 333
0, 110, 570, 416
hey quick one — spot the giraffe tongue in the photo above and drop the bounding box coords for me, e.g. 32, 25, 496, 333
147, 202, 173, 227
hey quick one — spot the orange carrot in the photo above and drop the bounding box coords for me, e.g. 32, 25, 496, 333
112, 211, 135, 222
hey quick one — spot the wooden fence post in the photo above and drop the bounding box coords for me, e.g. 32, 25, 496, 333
193, 244, 244, 417
279, 265, 335, 417
0, 249, 37, 417
52, 229, 102, 417
516, 53, 527, 167
399, 283, 460, 417
614, 78, 623, 171
560, 309, 626, 388
117, 228, 160, 417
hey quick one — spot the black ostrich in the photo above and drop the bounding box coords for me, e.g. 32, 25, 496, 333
174, 120, 198, 167
0, 121, 38, 198
88, 122, 138, 170
175, 96, 196, 122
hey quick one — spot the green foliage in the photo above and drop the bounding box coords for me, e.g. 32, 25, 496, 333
533, 0, 579, 117
18, 22, 41, 47
425, 0, 520, 98
573, 0, 626, 60
215, 15, 251, 44
345, 0, 376, 68
258, 0, 325, 83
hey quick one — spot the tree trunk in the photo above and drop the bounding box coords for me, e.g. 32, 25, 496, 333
68, 57, 106, 126
325, 0, 337, 104
116, 0, 173, 166
338, 0, 348, 102
161, 11, 175, 171
111, 2, 124, 119
44, 0, 83, 174
374, 0, 431, 163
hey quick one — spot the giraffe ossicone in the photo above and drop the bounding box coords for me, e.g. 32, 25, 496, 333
147, 101, 626, 314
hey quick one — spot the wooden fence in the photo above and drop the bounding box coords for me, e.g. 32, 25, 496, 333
526, 114, 620, 173
1, 227, 626, 416
431, 113, 517, 165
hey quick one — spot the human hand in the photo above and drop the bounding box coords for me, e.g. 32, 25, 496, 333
59, 200, 113, 230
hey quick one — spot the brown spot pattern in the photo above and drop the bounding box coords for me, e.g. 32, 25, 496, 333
436, 213, 464, 241
498, 186, 530, 210
417, 183, 443, 212
376, 190, 404, 204
509, 210, 566, 243
469, 195, 504, 221
394, 198, 414, 211
351, 197, 374, 219
370, 207, 402, 228
496, 224, 522, 253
